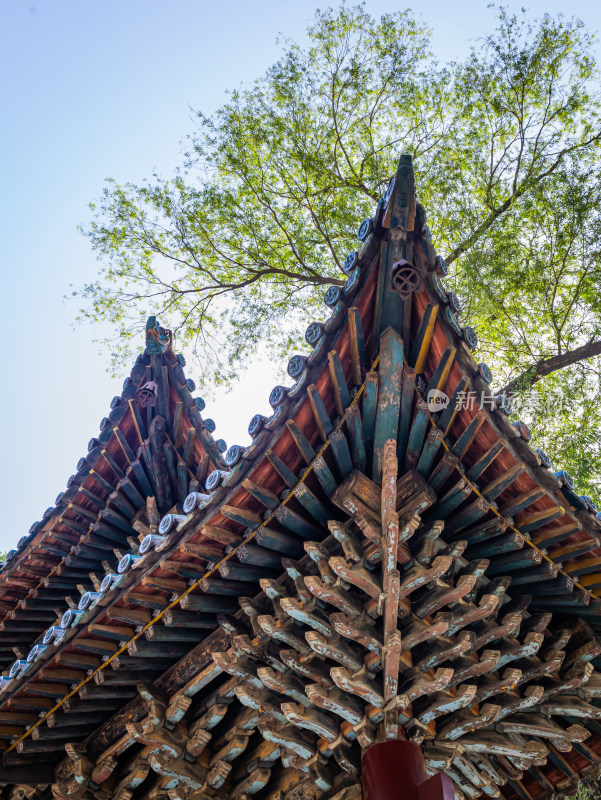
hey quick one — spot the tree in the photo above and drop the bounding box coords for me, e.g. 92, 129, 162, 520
452, 155, 601, 493
77, 4, 601, 496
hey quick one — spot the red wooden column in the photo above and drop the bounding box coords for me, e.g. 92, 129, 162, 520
362, 740, 454, 800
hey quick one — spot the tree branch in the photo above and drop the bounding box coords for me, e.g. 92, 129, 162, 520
500, 339, 601, 395
445, 131, 601, 265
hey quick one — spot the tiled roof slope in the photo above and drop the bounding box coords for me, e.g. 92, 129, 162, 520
0, 318, 225, 674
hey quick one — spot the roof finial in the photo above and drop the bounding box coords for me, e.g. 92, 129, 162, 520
145, 315, 172, 355
382, 154, 416, 232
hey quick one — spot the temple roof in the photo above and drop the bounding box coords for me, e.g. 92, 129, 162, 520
1, 155, 601, 800
0, 317, 225, 662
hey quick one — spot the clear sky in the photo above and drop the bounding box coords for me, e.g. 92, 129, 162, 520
0, 0, 600, 553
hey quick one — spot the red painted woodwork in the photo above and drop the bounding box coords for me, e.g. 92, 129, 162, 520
418, 774, 456, 800
362, 741, 454, 800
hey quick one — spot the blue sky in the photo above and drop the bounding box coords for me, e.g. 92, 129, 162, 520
0, 0, 600, 552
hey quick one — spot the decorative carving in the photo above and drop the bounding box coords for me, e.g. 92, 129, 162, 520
390, 260, 424, 299
145, 316, 172, 355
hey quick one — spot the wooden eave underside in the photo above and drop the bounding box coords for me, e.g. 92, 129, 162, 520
2, 160, 601, 800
